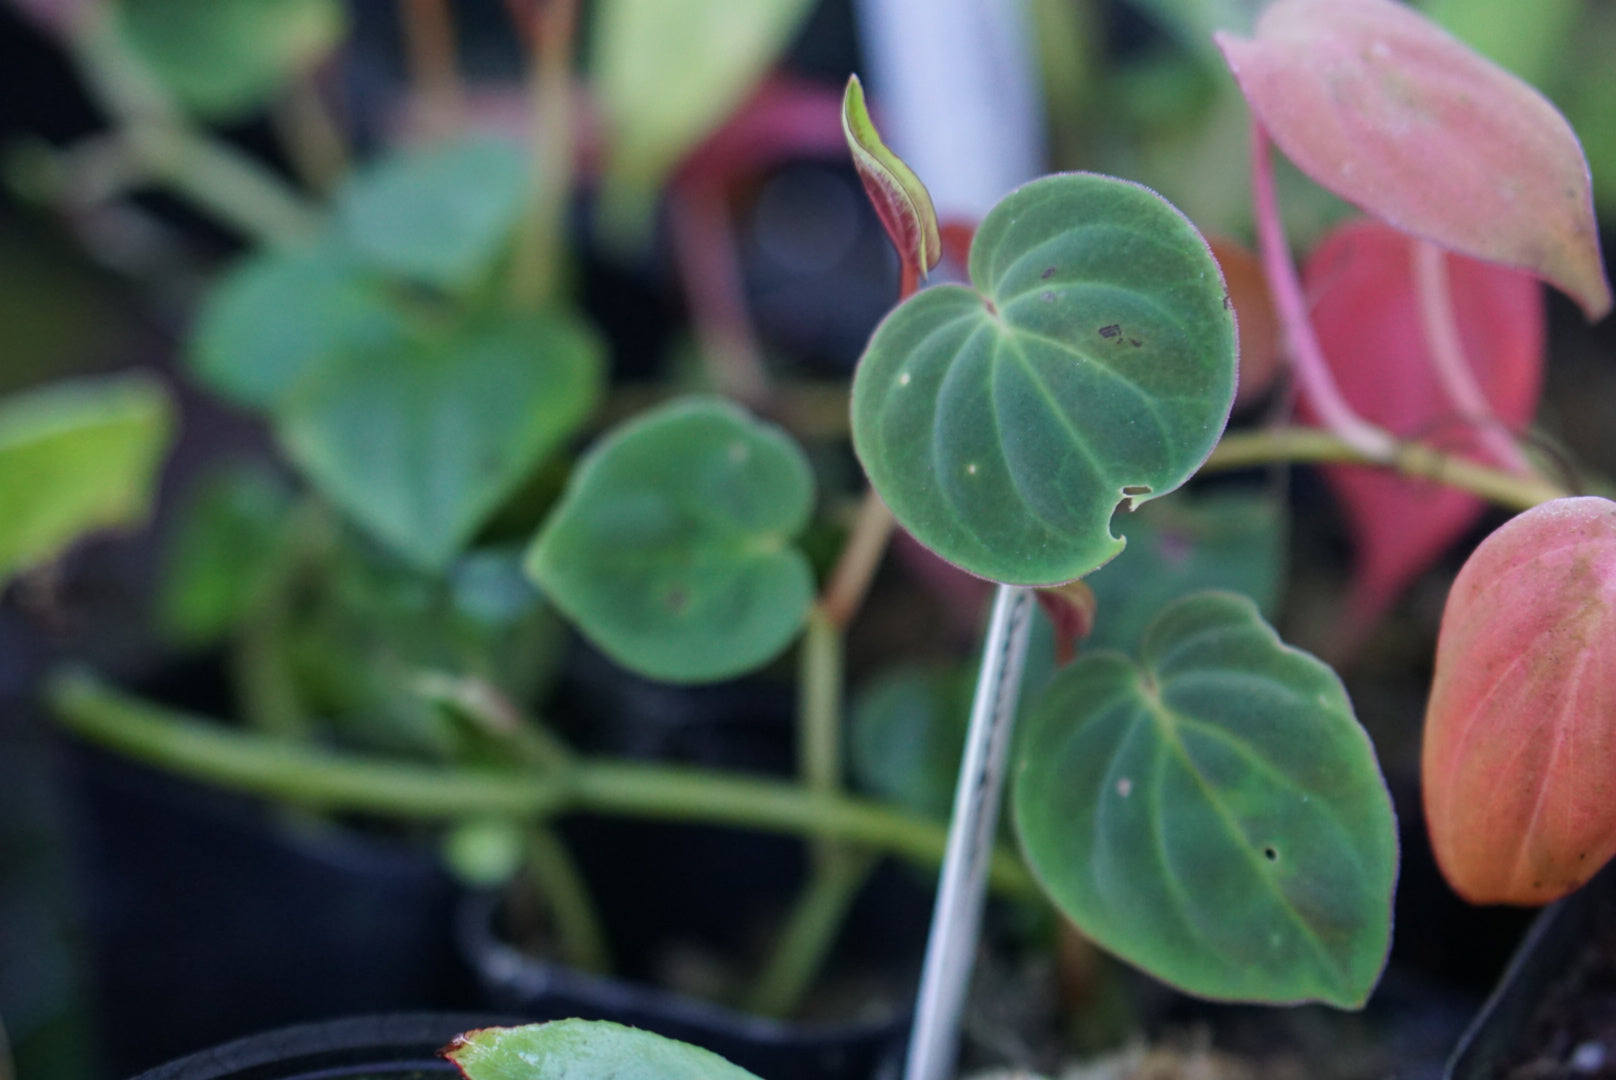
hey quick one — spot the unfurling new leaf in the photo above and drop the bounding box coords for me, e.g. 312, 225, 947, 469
842, 73, 941, 282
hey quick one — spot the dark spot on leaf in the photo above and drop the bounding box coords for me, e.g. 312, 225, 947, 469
983, 298, 999, 315
1264, 846, 1279, 862
666, 589, 688, 613
1128, 338, 1142, 348
1223, 293, 1233, 310
1122, 485, 1151, 497
1098, 324, 1121, 339
1041, 266, 1057, 279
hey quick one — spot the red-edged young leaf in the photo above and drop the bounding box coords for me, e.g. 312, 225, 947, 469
1301, 217, 1544, 639
842, 74, 941, 284
1035, 580, 1098, 667
1207, 235, 1281, 409
1423, 496, 1616, 905
1216, 0, 1611, 320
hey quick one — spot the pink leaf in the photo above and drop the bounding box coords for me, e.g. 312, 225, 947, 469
1422, 496, 1616, 905
1216, 0, 1611, 320
1300, 217, 1545, 636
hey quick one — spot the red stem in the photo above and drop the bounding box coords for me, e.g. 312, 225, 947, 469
1249, 122, 1394, 460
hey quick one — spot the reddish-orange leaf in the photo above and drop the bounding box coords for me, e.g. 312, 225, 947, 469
1300, 217, 1544, 639
1206, 236, 1280, 409
1217, 0, 1611, 320
1035, 580, 1098, 667
1423, 497, 1616, 905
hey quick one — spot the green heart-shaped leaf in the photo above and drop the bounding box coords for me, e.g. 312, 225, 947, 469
0, 373, 174, 583
334, 135, 529, 290
279, 310, 603, 570
446, 1020, 764, 1080
1013, 591, 1396, 1008
190, 241, 406, 409
116, 0, 345, 120
852, 172, 1237, 587
526, 397, 814, 684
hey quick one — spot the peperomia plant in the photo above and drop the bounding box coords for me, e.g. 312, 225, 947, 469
6, 0, 1615, 1076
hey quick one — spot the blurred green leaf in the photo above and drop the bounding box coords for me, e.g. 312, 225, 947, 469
116, 0, 345, 119
1014, 592, 1397, 1008
1418, 0, 1583, 90
590, 0, 815, 246
447, 1019, 764, 1080
335, 136, 529, 290
849, 665, 973, 820
158, 464, 295, 646
279, 310, 604, 570
0, 373, 173, 583
1123, 0, 1267, 57
190, 241, 406, 409
527, 397, 815, 684
1084, 490, 1285, 653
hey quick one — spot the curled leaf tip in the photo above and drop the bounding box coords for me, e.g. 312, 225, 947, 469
842, 73, 941, 281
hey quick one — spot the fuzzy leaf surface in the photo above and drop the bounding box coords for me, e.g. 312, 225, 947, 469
334, 136, 528, 290
0, 373, 173, 582
1301, 217, 1544, 637
1014, 592, 1397, 1007
1423, 496, 1616, 905
852, 172, 1237, 587
526, 398, 814, 684
446, 1019, 763, 1080
1216, 0, 1610, 319
280, 311, 603, 570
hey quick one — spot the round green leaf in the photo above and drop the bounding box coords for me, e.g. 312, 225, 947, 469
334, 136, 529, 290
0, 372, 174, 583
849, 665, 974, 820
1083, 490, 1287, 654
526, 397, 814, 684
852, 172, 1237, 587
1013, 591, 1396, 1008
445, 1019, 764, 1080
190, 241, 406, 409
116, 0, 345, 120
279, 310, 603, 570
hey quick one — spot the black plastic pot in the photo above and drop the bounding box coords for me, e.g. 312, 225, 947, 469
125, 1012, 517, 1080
458, 892, 912, 1080
60, 737, 477, 1079
1446, 860, 1616, 1080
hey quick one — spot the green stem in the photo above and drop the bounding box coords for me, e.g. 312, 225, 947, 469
1201, 426, 1575, 511
799, 605, 843, 803
509, 0, 578, 309
63, 4, 321, 245
230, 591, 306, 741
47, 669, 1039, 897
746, 851, 877, 1017
524, 825, 611, 973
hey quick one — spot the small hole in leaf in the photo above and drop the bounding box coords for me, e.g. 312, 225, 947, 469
1263, 846, 1279, 862
1121, 485, 1151, 497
